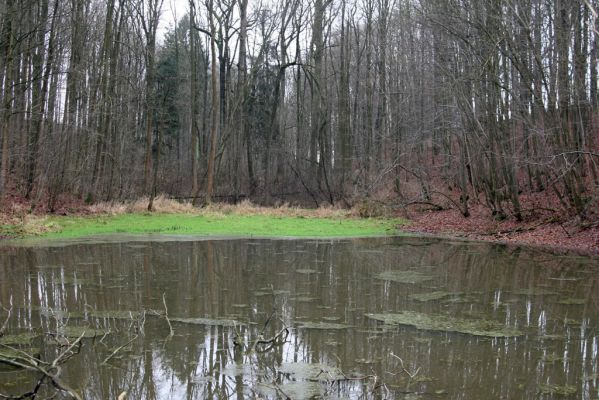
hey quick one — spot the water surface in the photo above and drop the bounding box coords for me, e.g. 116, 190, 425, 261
0, 236, 598, 399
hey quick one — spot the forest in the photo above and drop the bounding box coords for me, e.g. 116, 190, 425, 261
0, 0, 597, 226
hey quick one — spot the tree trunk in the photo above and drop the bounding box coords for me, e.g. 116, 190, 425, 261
0, 0, 15, 195
189, 0, 201, 204
337, 0, 351, 198
25, 0, 50, 199
236, 0, 248, 201
206, 0, 220, 203
309, 0, 326, 185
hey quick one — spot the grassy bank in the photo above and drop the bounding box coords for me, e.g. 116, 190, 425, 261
43, 214, 402, 238
0, 199, 405, 239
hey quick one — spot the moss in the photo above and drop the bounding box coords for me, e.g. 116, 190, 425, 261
7, 212, 405, 240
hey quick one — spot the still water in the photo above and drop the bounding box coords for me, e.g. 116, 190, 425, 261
0, 236, 598, 399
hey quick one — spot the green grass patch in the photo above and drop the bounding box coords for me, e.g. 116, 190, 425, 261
16, 212, 405, 240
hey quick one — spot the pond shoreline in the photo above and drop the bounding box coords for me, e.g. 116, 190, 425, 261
0, 198, 596, 256
404, 206, 599, 257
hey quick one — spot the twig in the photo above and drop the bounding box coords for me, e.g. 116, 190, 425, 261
0, 350, 83, 400
0, 305, 12, 337
558, 222, 571, 238
0, 375, 45, 399
0, 342, 48, 369
390, 353, 420, 379
101, 335, 138, 365
52, 332, 85, 368
162, 293, 174, 337
430, 190, 469, 217
252, 328, 289, 354
404, 200, 445, 211
255, 327, 289, 353
480, 217, 559, 237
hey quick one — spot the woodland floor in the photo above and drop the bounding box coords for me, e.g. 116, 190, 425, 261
402, 202, 599, 256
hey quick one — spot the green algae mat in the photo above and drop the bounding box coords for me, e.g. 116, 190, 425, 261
366, 311, 523, 338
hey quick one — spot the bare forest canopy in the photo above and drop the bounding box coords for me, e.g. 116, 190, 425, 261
0, 0, 598, 221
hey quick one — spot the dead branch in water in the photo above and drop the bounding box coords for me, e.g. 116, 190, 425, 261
0, 332, 86, 400
162, 293, 174, 337
247, 307, 289, 354
254, 327, 289, 353
0, 305, 12, 337
389, 352, 421, 379
148, 293, 174, 338
101, 335, 138, 365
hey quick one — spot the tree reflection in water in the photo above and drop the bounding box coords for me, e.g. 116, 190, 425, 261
0, 237, 598, 399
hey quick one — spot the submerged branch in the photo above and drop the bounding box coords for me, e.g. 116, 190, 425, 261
162, 293, 174, 338
254, 327, 289, 353
0, 342, 83, 400
101, 335, 139, 365
0, 306, 12, 337
390, 353, 421, 379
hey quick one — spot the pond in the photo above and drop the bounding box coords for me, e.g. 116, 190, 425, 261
0, 236, 598, 399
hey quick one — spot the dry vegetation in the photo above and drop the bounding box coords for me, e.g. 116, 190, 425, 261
0, 195, 372, 239
89, 196, 354, 219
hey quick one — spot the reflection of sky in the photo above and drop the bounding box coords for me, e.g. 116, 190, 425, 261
154, 350, 186, 399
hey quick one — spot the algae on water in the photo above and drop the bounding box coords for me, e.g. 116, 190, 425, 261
365, 311, 523, 337
37, 307, 82, 319
542, 353, 567, 363
278, 362, 345, 381
89, 310, 142, 320
376, 270, 433, 284
0, 347, 40, 360
258, 381, 323, 400
409, 291, 462, 302
171, 317, 242, 327
292, 296, 319, 302
512, 288, 558, 296
295, 269, 319, 274
538, 383, 577, 396
0, 332, 39, 346
298, 321, 352, 330
558, 298, 586, 305
58, 326, 110, 338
